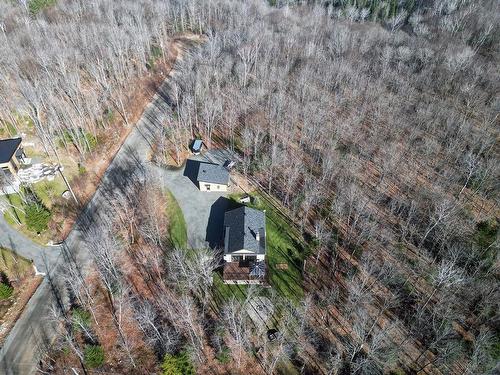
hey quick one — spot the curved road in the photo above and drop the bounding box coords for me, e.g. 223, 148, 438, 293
0, 38, 197, 374
0, 217, 60, 275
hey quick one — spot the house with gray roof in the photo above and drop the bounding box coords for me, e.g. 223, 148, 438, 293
196, 162, 230, 192
0, 137, 24, 177
222, 206, 266, 284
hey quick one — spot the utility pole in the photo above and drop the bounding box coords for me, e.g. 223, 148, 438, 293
57, 165, 79, 205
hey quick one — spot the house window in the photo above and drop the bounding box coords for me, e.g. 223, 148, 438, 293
205, 184, 211, 191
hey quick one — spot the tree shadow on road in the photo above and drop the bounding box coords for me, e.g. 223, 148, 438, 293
71, 146, 147, 236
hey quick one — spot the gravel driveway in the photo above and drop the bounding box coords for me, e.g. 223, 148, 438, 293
156, 150, 237, 249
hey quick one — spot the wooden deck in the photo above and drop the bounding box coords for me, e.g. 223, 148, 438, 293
222, 262, 265, 284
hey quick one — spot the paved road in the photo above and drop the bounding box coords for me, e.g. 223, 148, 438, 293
0, 39, 196, 374
0, 217, 60, 275
156, 149, 234, 249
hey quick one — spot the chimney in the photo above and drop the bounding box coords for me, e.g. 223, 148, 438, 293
255, 230, 260, 242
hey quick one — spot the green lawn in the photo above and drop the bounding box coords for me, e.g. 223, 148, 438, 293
165, 190, 187, 248
32, 178, 67, 209
2, 188, 53, 245
227, 193, 307, 303
0, 247, 33, 281
2, 194, 26, 226
212, 272, 248, 305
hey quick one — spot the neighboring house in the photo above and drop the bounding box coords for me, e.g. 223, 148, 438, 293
0, 137, 24, 176
197, 162, 230, 192
222, 206, 266, 284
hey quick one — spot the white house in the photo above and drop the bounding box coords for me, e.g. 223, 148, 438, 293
222, 206, 266, 284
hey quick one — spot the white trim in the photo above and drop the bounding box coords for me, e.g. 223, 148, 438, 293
231, 249, 255, 254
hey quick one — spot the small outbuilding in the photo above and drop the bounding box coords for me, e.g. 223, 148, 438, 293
191, 139, 203, 155
196, 162, 230, 192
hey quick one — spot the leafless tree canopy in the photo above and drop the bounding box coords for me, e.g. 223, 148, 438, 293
5, 0, 498, 374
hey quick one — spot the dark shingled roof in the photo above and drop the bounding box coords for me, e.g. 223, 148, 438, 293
197, 162, 229, 185
0, 138, 22, 164
224, 206, 266, 254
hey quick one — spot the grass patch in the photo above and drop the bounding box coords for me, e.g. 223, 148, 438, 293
3, 193, 26, 225
165, 190, 187, 248
2, 188, 53, 244
29, 0, 57, 15
0, 247, 33, 280
212, 272, 248, 305
0, 121, 17, 136
32, 178, 67, 209
228, 193, 307, 303
0, 246, 32, 318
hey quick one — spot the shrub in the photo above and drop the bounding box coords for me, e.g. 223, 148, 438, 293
475, 219, 498, 250
60, 129, 98, 152
147, 45, 163, 70
215, 347, 231, 364
490, 339, 500, 361
84, 345, 104, 368
25, 202, 51, 233
151, 45, 163, 59
78, 164, 87, 175
0, 282, 14, 300
84, 132, 98, 151
161, 351, 194, 375
72, 308, 91, 332
103, 108, 114, 123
